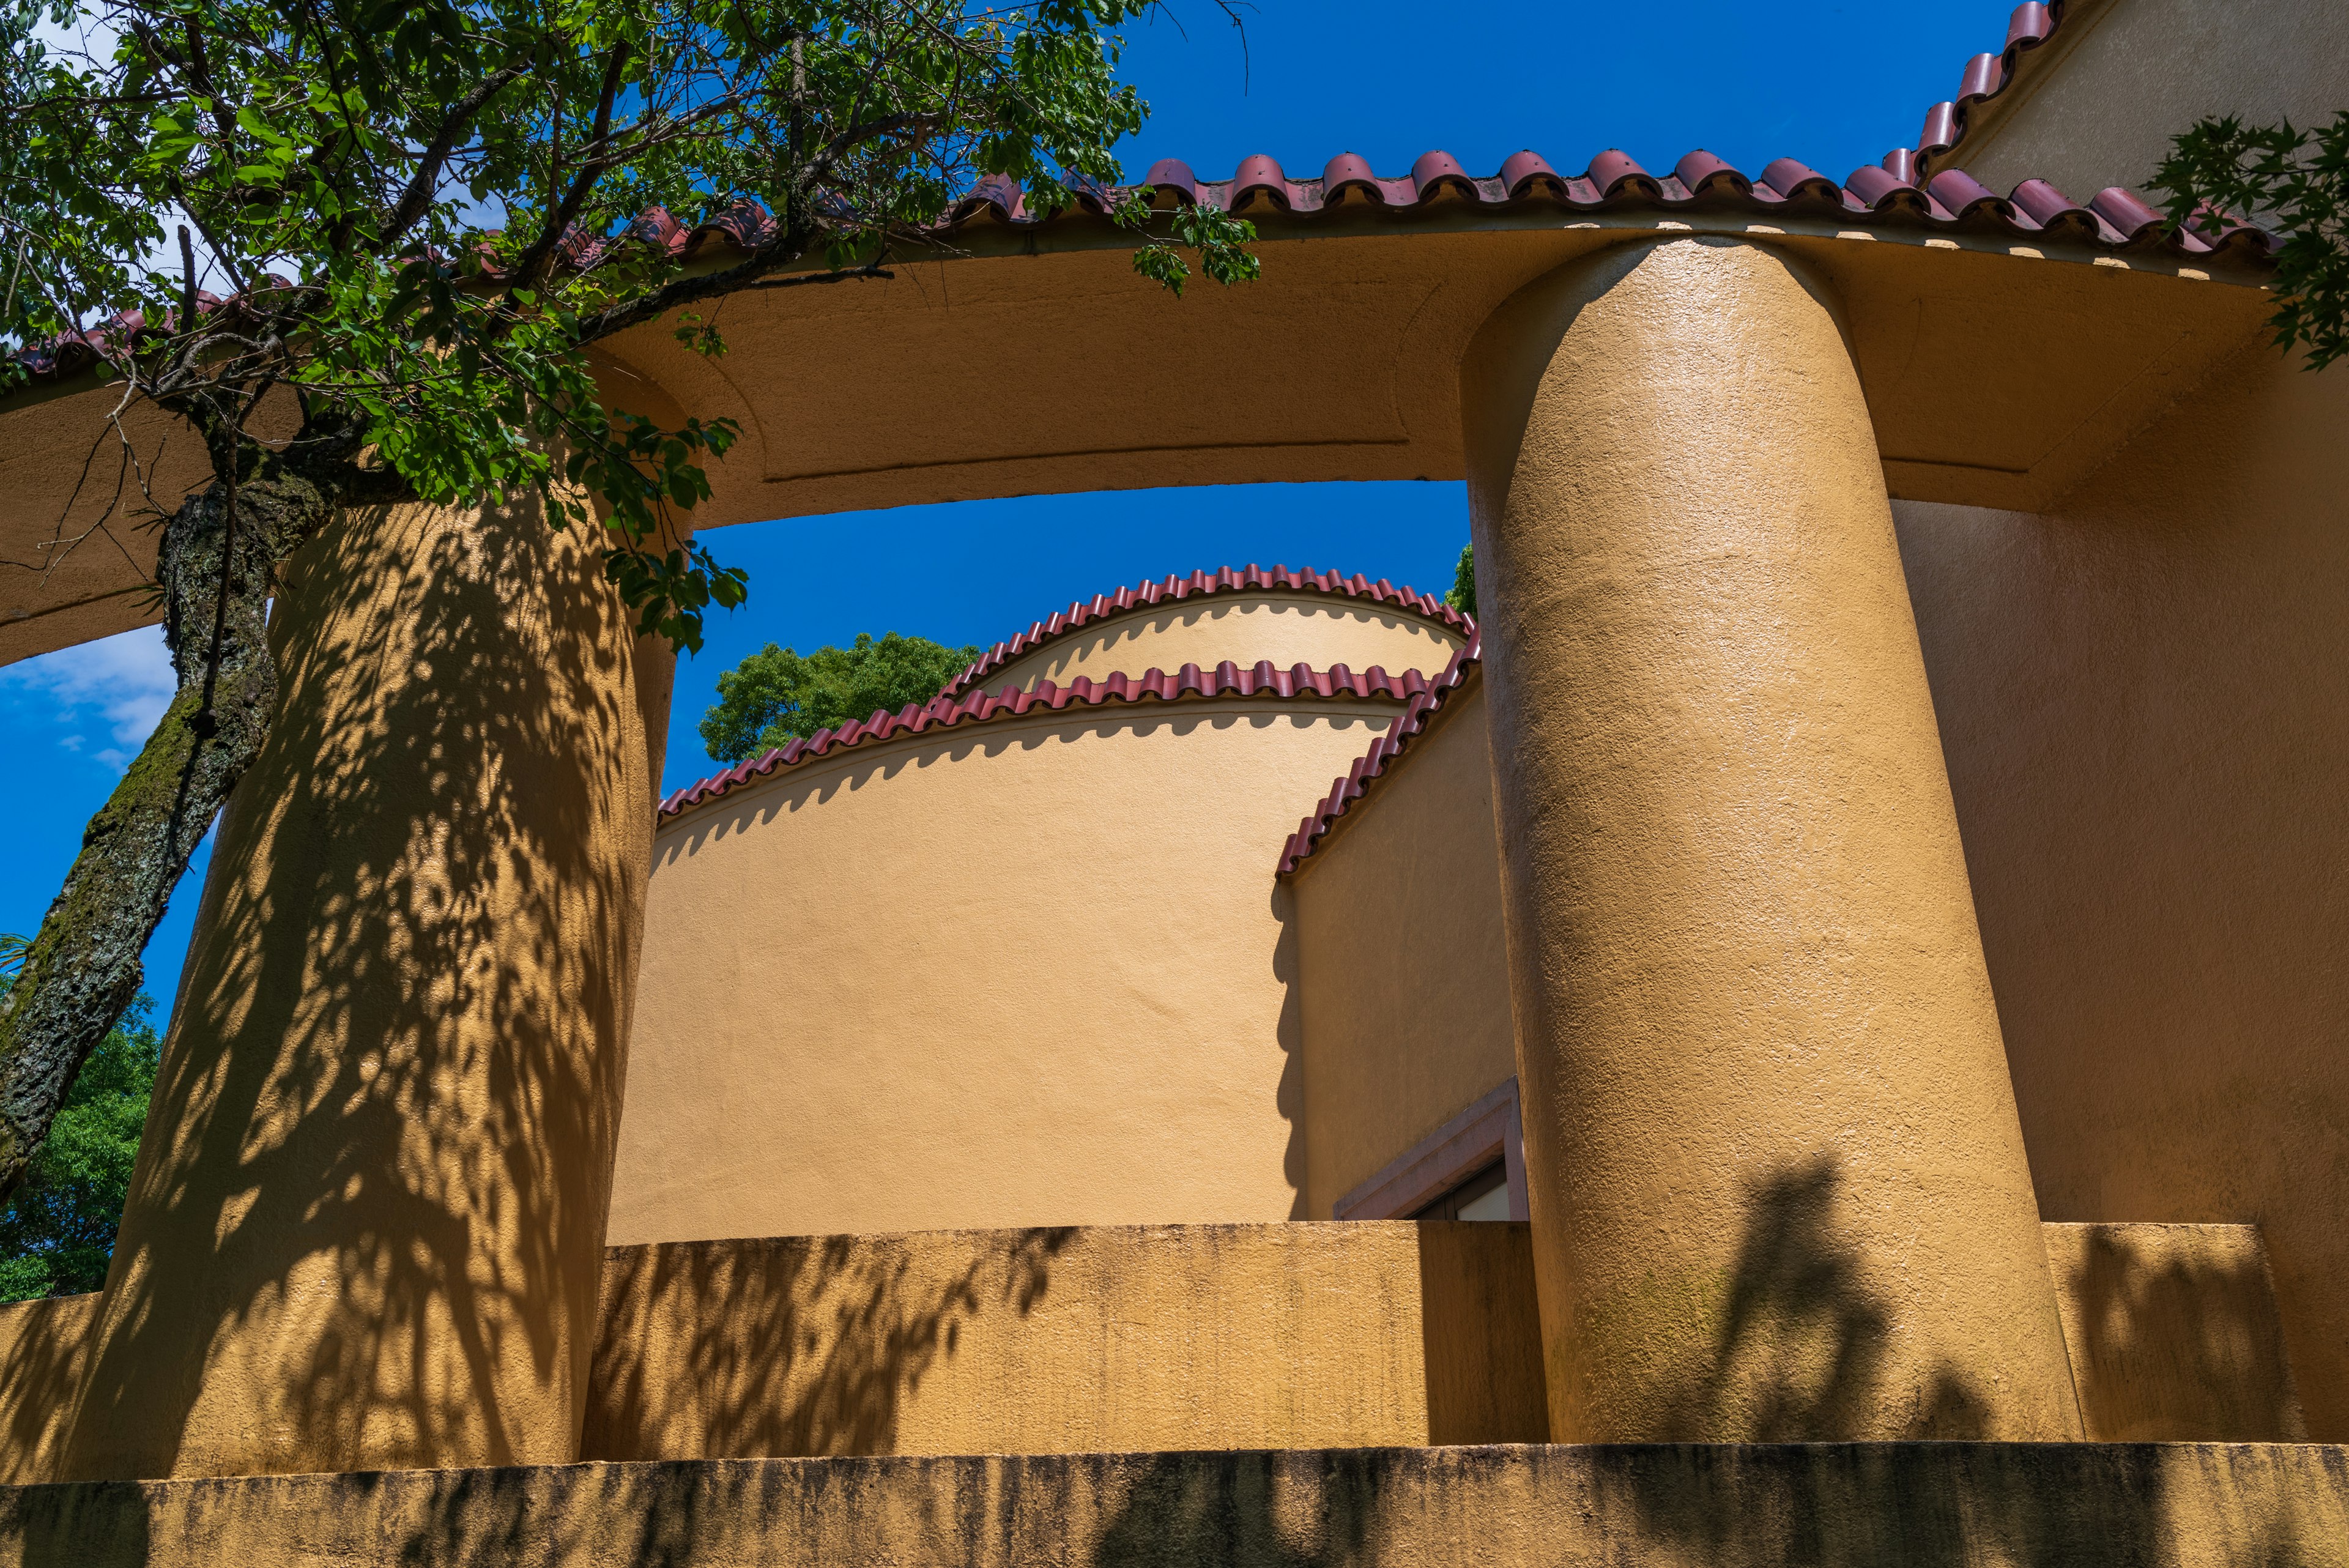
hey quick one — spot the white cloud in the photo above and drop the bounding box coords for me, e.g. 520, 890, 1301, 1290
0, 623, 178, 769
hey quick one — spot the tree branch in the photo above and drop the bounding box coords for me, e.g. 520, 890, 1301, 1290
508, 43, 631, 289
573, 247, 893, 347
380, 58, 533, 251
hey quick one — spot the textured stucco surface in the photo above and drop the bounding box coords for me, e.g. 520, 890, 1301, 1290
1955, 0, 2349, 198
1290, 678, 1515, 1219
1461, 237, 2080, 1443
979, 595, 1463, 696
1892, 345, 2349, 1438
584, 1223, 1547, 1460
48, 500, 672, 1482
2, 1441, 2343, 1567
612, 700, 1403, 1241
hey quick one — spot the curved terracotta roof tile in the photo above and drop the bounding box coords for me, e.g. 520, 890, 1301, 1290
1322, 153, 1382, 203
1500, 150, 1564, 199
938, 564, 1471, 703
1911, 1, 2063, 172
660, 658, 1428, 823
10, 130, 2273, 390
1278, 632, 1481, 878
1673, 150, 1749, 197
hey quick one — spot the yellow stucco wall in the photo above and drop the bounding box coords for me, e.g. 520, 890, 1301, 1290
1289, 677, 1515, 1219
4, 1214, 2307, 1487
1893, 346, 2349, 1438
610, 699, 1405, 1243
584, 1222, 1546, 1460
976, 595, 1463, 696
1954, 0, 2349, 197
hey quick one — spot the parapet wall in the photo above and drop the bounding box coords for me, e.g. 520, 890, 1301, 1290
2, 1219, 2298, 1487
582, 1222, 1547, 1461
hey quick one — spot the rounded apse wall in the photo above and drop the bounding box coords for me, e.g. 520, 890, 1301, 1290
611, 686, 1412, 1245
979, 593, 1462, 696
946, 571, 1471, 702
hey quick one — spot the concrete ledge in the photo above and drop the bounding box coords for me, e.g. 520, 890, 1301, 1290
2, 1443, 2343, 1567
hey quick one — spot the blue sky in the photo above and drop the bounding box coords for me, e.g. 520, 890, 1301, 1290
0, 0, 2018, 1022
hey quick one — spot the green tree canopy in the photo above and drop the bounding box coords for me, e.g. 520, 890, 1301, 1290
0, 970, 157, 1302
1445, 542, 1475, 619
702, 630, 979, 762
0, 0, 1255, 1205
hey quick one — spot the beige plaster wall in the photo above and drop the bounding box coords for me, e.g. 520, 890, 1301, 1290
979, 595, 1463, 696
1892, 344, 2349, 1438
585, 1222, 1546, 1460
9, 1216, 2310, 1485
1290, 678, 1514, 1219
1956, 0, 2349, 198
610, 699, 1404, 1242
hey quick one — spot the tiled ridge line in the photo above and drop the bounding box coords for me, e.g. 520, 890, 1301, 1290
1278, 631, 1482, 878
940, 564, 1470, 702
11, 138, 2267, 388
659, 660, 1429, 822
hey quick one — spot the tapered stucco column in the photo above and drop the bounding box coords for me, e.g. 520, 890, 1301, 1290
1461, 237, 2080, 1443
58, 496, 672, 1480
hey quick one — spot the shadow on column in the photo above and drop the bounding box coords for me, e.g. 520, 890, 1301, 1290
62, 494, 653, 1476
1614, 1154, 2181, 1567
1660, 1155, 1987, 1443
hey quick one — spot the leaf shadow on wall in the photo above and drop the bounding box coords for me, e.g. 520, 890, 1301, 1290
53, 492, 663, 1479
580, 1227, 1075, 1464
1661, 1155, 1988, 1444
1610, 1154, 2181, 1568
2056, 1222, 2309, 1443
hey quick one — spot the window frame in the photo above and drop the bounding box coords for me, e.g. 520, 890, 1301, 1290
1331, 1077, 1531, 1222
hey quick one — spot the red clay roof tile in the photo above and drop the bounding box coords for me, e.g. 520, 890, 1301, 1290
660, 658, 1428, 824
938, 565, 1470, 703
1912, 1, 2063, 172
10, 10, 2274, 397
1278, 631, 1482, 878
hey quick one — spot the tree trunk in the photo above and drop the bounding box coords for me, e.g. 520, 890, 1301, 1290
0, 464, 329, 1202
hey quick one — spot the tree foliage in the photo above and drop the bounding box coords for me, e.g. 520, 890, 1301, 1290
2, 0, 1258, 647
701, 630, 978, 761
0, 0, 1256, 1208
1445, 542, 1474, 619
2156, 110, 2349, 370
0, 959, 157, 1304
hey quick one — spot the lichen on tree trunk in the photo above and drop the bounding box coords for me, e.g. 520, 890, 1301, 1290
0, 463, 330, 1202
